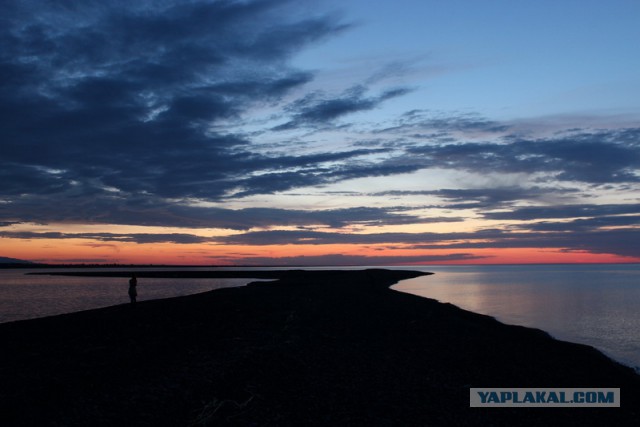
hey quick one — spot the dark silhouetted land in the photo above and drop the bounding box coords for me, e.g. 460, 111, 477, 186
1, 269, 639, 426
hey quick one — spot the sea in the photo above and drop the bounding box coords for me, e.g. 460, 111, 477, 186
1, 264, 639, 370
391, 264, 640, 371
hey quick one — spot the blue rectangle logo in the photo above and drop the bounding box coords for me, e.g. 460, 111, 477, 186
470, 388, 620, 407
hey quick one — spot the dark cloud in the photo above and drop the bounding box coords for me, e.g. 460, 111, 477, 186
274, 85, 412, 130
226, 148, 392, 197
430, 187, 574, 210
220, 252, 485, 266
0, 231, 211, 245
214, 223, 640, 258
0, 201, 459, 230
522, 215, 640, 232
4, 213, 638, 258
0, 0, 353, 208
6, 222, 639, 260
214, 229, 490, 246
377, 110, 511, 135
377, 187, 579, 210
0, 221, 20, 227
0, 0, 427, 228
407, 128, 640, 184
411, 229, 640, 259
483, 203, 640, 220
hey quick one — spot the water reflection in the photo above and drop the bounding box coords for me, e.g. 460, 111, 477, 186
0, 268, 266, 323
392, 265, 640, 369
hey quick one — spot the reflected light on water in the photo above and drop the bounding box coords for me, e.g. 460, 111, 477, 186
392, 264, 640, 370
0, 268, 267, 324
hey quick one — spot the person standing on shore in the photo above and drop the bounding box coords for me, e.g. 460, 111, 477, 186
128, 274, 138, 304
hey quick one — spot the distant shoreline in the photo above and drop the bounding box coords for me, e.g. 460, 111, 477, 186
1, 269, 639, 426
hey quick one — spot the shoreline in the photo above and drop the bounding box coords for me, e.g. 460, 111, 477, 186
1, 269, 639, 426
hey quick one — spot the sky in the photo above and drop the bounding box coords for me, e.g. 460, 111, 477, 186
1, 0, 639, 265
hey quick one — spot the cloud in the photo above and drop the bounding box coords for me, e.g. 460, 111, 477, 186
2, 1, 639, 267
522, 215, 640, 232
274, 85, 412, 130
4, 214, 639, 259
377, 187, 579, 210
0, 0, 349, 206
377, 110, 511, 136
482, 203, 640, 220
225, 148, 392, 197
411, 228, 640, 259
0, 200, 457, 230
214, 223, 640, 258
214, 229, 495, 246
0, 0, 427, 226
0, 231, 212, 244
220, 252, 485, 266
430, 187, 569, 210
5, 223, 640, 259
406, 128, 640, 184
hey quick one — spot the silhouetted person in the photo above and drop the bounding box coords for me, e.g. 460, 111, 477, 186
128, 274, 138, 304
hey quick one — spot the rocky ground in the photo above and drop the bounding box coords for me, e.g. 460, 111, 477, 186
1, 269, 638, 426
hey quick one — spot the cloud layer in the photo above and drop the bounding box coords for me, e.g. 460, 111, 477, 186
1, 0, 350, 202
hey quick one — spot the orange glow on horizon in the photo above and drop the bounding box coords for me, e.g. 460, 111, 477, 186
2, 237, 639, 266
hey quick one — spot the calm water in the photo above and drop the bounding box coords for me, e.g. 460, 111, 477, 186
392, 264, 640, 370
0, 267, 270, 324
1, 264, 639, 370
